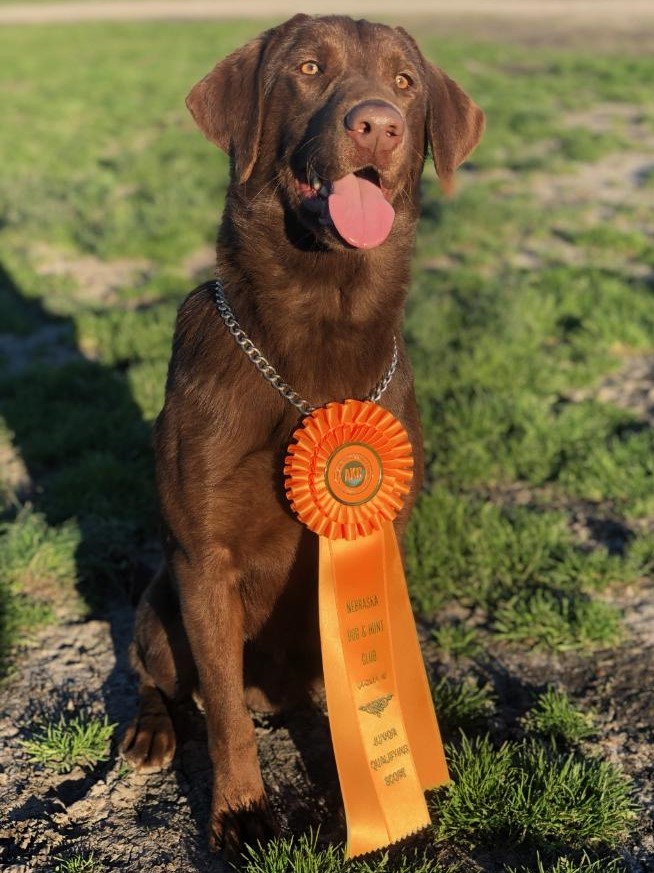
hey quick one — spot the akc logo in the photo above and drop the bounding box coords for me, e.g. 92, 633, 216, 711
325, 442, 383, 506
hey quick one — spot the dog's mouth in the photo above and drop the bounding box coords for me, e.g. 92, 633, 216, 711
294, 167, 395, 250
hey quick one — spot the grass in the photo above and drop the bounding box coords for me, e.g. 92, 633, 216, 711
53, 853, 103, 873
492, 589, 622, 652
432, 735, 635, 850
236, 832, 451, 873
0, 582, 53, 679
247, 729, 634, 871
505, 851, 625, 873
0, 506, 78, 588
20, 713, 115, 774
408, 271, 654, 500
0, 14, 652, 873
431, 624, 482, 660
522, 688, 596, 746
0, 506, 80, 677
406, 486, 651, 645
431, 677, 495, 734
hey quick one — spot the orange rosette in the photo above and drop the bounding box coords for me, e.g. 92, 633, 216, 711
284, 399, 413, 541
284, 399, 448, 859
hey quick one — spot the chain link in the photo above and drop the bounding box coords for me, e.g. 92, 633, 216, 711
212, 279, 398, 415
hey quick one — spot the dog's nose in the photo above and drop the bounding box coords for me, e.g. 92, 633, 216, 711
344, 100, 405, 156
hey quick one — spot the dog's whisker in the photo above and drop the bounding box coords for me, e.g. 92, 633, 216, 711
248, 176, 281, 206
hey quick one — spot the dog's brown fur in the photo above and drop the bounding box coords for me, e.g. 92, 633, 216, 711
121, 14, 483, 855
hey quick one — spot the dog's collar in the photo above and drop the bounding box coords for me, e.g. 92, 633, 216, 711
212, 279, 398, 416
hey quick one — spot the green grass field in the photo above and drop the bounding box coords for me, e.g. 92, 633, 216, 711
1, 16, 653, 873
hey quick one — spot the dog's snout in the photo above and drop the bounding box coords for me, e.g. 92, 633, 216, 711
344, 100, 405, 156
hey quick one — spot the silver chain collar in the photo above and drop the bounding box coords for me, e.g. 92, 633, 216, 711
212, 279, 398, 416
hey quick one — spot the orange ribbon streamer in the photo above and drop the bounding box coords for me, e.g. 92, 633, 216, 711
285, 400, 449, 858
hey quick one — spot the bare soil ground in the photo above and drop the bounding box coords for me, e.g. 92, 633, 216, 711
0, 607, 345, 872
0, 0, 652, 23
2, 562, 653, 871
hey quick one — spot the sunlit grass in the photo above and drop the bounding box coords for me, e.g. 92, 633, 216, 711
522, 688, 596, 746
20, 713, 115, 774
432, 735, 635, 850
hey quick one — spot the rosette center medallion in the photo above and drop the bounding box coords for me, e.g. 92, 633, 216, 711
284, 399, 414, 541
324, 442, 383, 505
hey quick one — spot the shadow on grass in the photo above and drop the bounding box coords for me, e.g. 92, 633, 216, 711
0, 260, 157, 856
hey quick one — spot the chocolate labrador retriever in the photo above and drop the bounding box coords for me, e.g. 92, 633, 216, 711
121, 13, 483, 856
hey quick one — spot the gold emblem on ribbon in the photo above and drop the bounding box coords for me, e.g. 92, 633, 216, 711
284, 400, 449, 858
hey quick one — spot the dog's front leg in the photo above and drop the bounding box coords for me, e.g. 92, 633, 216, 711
174, 548, 276, 856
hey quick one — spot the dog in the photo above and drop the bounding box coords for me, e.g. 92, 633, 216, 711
120, 13, 484, 856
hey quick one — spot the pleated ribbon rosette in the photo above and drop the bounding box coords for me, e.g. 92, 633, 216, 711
284, 399, 449, 858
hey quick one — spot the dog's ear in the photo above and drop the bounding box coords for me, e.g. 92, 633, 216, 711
185, 36, 266, 183
186, 15, 310, 183
394, 27, 484, 194
424, 64, 485, 195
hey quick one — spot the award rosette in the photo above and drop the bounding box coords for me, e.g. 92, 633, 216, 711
284, 399, 449, 858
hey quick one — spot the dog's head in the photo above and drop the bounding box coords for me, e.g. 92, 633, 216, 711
187, 15, 484, 251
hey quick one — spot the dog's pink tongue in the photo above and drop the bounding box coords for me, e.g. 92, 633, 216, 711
328, 174, 395, 249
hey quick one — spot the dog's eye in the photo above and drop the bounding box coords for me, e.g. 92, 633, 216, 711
395, 73, 413, 90
300, 61, 321, 76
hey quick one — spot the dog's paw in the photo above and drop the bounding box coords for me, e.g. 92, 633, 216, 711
208, 794, 278, 859
120, 710, 176, 771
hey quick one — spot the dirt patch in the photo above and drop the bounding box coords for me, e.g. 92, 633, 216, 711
586, 584, 654, 871
503, 127, 654, 272
0, 606, 344, 872
33, 246, 153, 309
182, 245, 216, 285
568, 355, 654, 426
595, 356, 654, 425
563, 105, 654, 140
531, 151, 654, 211
0, 438, 30, 502
2, 583, 654, 872
482, 105, 654, 216
0, 0, 653, 26
0, 325, 80, 375
1, 1, 654, 53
